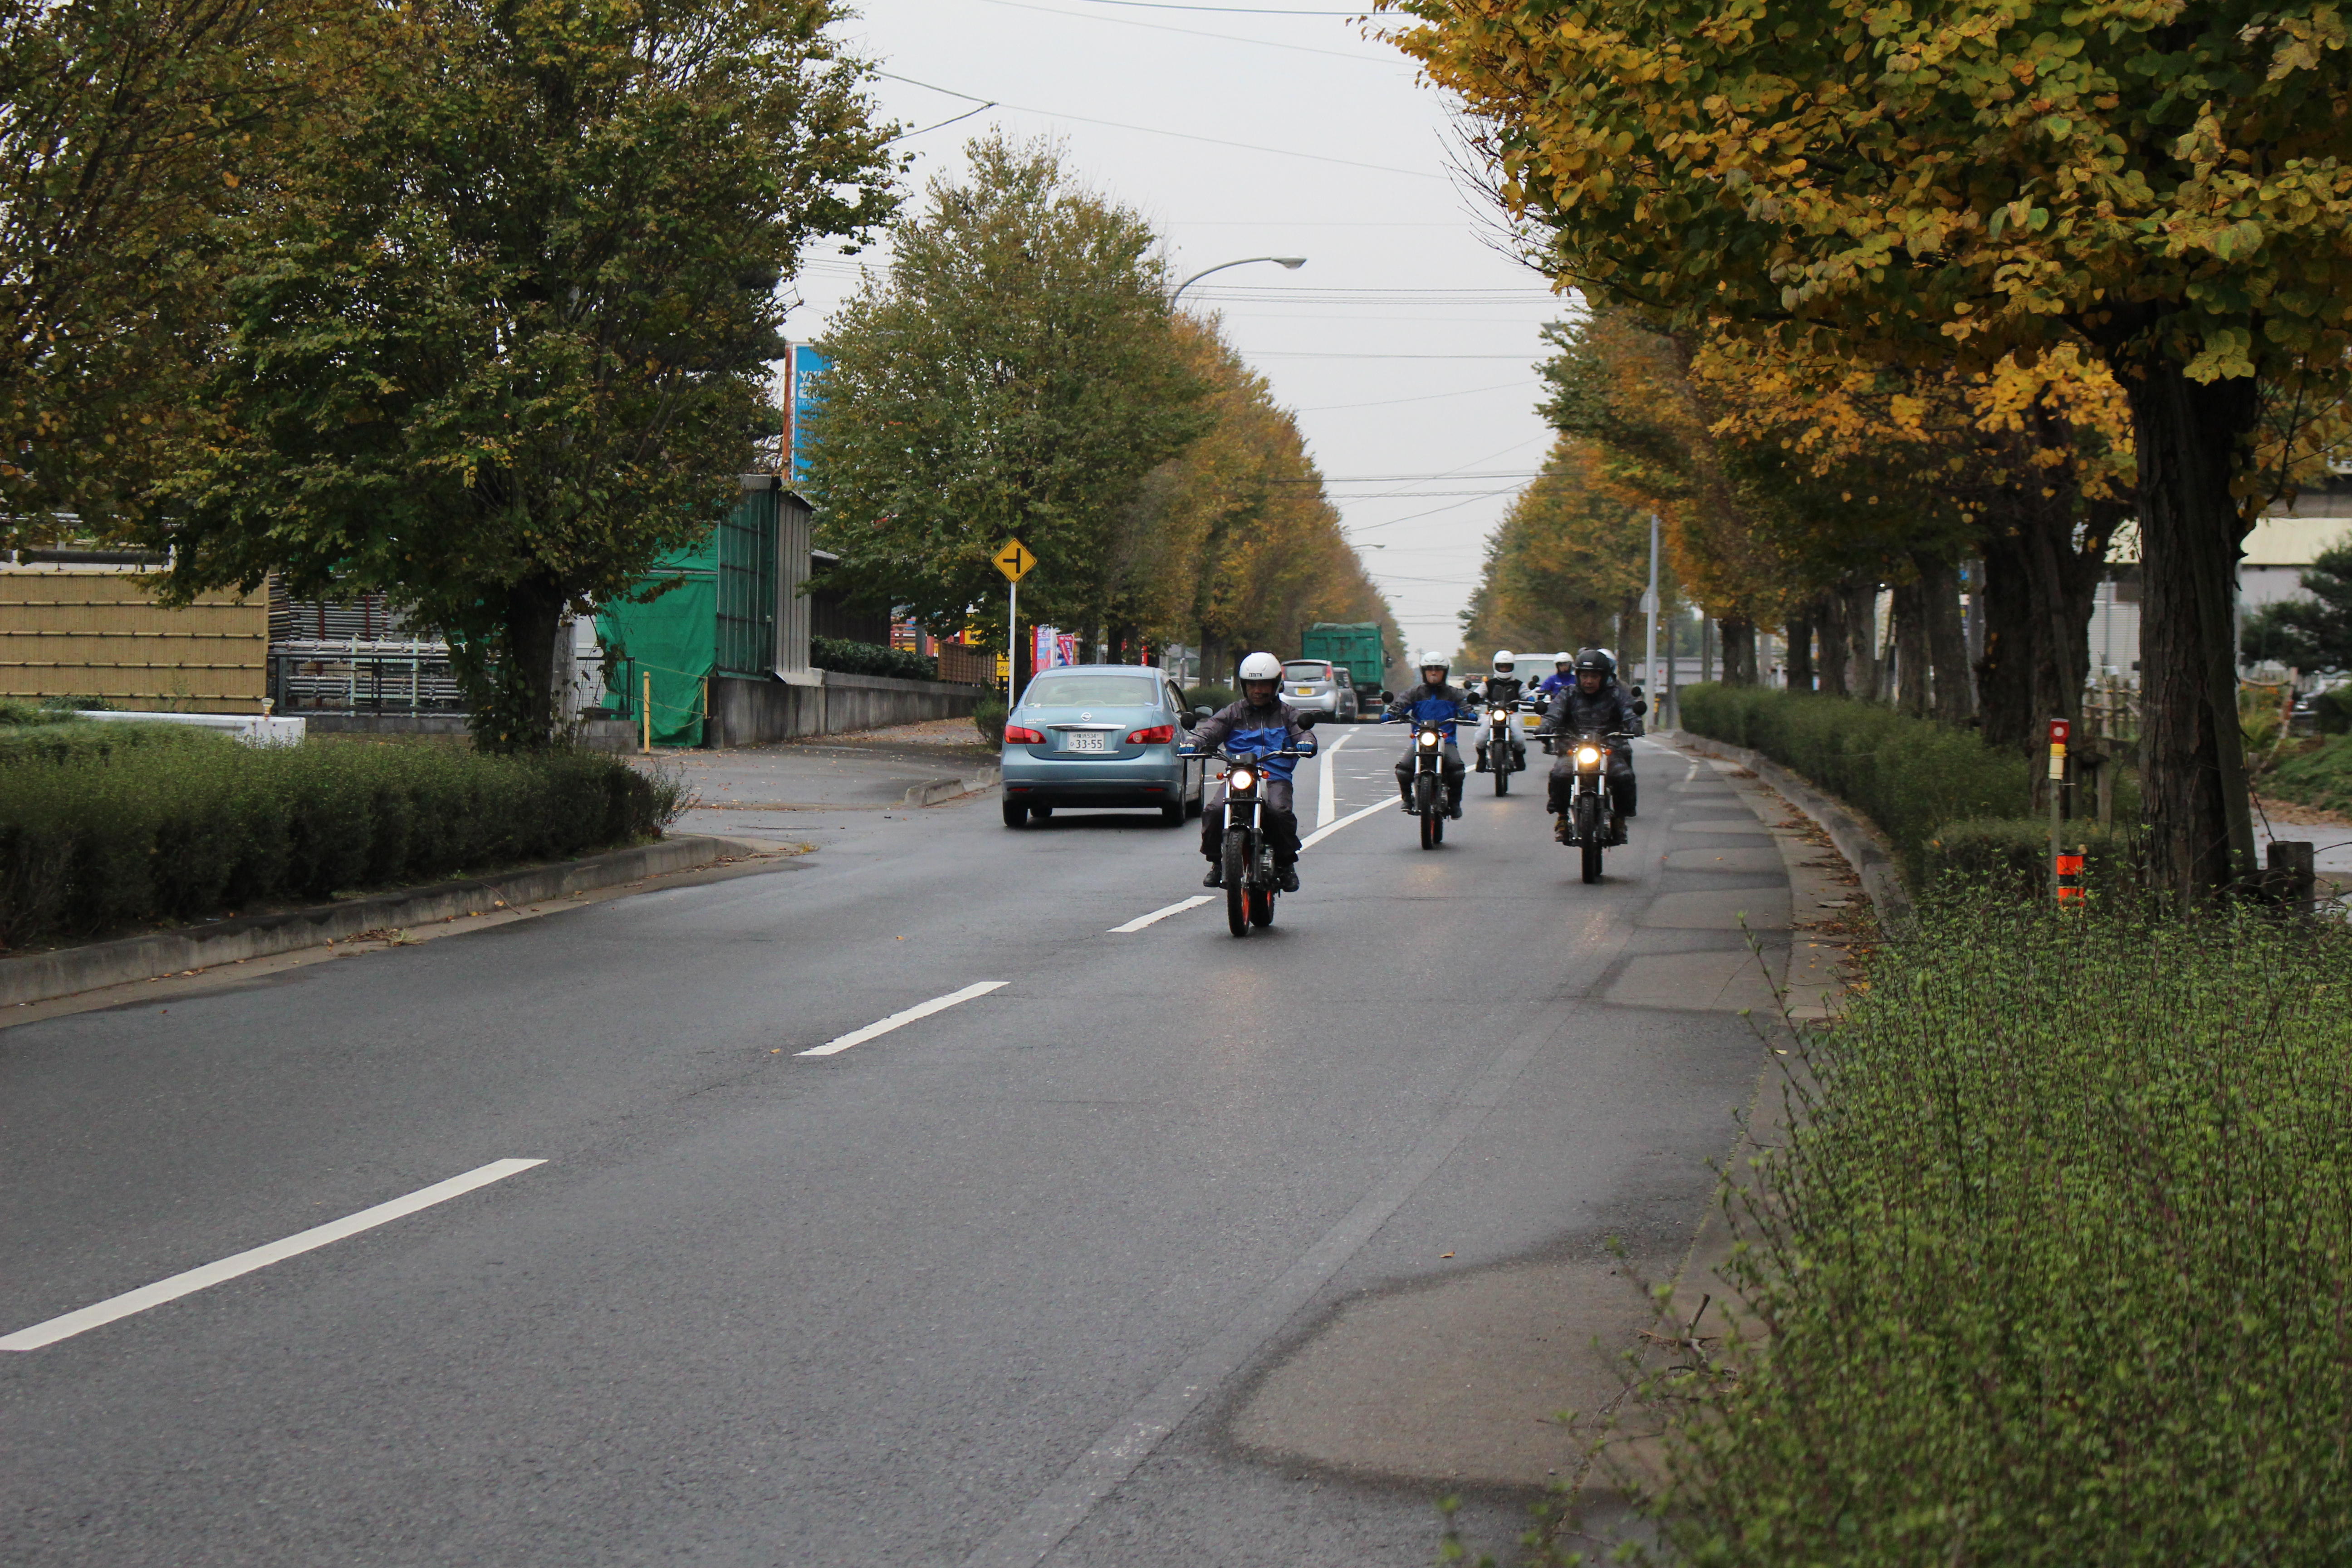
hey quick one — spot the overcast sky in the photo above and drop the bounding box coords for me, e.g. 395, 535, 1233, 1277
785, 0, 1571, 663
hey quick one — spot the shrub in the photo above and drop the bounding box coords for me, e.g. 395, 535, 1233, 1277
0, 720, 234, 769
971, 697, 1006, 744
1919, 816, 2143, 897
1183, 684, 1235, 713
2314, 685, 2352, 735
1649, 891, 2352, 1566
2266, 732, 2352, 816
0, 741, 679, 949
812, 635, 938, 682
1681, 683, 2036, 877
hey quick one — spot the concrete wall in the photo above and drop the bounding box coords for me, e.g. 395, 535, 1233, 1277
706, 669, 984, 747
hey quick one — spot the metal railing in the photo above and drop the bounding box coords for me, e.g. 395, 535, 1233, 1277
269, 642, 465, 713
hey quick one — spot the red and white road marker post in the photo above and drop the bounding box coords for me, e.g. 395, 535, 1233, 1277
2048, 719, 2084, 907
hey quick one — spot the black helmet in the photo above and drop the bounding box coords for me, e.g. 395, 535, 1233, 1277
1573, 647, 1616, 680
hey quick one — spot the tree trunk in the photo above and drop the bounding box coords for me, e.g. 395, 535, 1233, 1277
1843, 576, 1880, 701
1721, 614, 1756, 686
1784, 611, 1814, 691
1891, 577, 1930, 718
1916, 551, 1973, 724
1975, 528, 2035, 747
464, 574, 567, 752
2124, 360, 2260, 897
1815, 591, 1850, 697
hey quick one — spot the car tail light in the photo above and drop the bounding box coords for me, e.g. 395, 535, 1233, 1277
1004, 725, 1044, 745
1126, 724, 1175, 745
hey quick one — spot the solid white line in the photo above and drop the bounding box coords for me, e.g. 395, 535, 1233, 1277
799, 980, 1008, 1057
1299, 798, 1391, 851
1107, 896, 1212, 933
0, 1158, 546, 1352
1313, 729, 1354, 828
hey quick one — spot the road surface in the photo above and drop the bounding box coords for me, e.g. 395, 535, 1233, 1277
0, 732, 1820, 1566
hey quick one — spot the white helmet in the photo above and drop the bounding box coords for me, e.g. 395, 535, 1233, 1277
1553, 651, 1574, 667
1237, 651, 1283, 683
1417, 649, 1450, 671
1492, 650, 1515, 673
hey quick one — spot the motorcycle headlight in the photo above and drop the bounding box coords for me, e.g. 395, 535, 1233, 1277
1576, 745, 1602, 767
1229, 767, 1256, 791
1418, 730, 1438, 748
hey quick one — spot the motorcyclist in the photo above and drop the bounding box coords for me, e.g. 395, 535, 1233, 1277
1386, 650, 1476, 818
1543, 647, 1643, 844
1534, 652, 1577, 700
1190, 650, 1316, 892
1473, 651, 1528, 774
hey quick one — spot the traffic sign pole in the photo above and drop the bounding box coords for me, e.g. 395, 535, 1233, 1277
992, 539, 1034, 710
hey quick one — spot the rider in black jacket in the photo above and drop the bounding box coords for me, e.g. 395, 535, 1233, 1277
1543, 647, 1642, 843
1474, 650, 1527, 774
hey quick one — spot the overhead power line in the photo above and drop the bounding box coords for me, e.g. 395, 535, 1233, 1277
1075, 0, 1368, 11
973, 0, 1395, 61
875, 71, 1450, 181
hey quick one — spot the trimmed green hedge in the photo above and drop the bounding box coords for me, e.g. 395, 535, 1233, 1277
1653, 890, 2352, 1563
1681, 684, 2034, 877
812, 635, 937, 682
0, 742, 681, 949
0, 719, 235, 769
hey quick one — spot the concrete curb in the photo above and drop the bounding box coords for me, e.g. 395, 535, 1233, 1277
0, 835, 747, 1009
903, 764, 1000, 807
1663, 731, 1916, 932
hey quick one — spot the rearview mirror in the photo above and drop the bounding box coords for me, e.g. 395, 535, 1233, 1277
1296, 712, 1318, 729
1193, 705, 1214, 718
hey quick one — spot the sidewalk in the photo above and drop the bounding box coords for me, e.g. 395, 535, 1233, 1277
638, 718, 1000, 839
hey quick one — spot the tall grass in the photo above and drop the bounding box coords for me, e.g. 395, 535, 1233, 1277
0, 741, 683, 949
1646, 892, 2352, 1565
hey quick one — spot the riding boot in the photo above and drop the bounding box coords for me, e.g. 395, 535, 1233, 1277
1398, 781, 1416, 813
1278, 863, 1300, 893
1473, 743, 1487, 773
1446, 786, 1464, 819
1202, 861, 1223, 888
1608, 812, 1628, 846
1553, 812, 1571, 844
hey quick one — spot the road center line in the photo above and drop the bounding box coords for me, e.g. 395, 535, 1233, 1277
1298, 798, 1391, 851
0, 1158, 546, 1352
1107, 896, 1212, 934
799, 980, 1008, 1057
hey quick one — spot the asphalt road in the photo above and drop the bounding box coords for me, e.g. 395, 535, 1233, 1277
1, 731, 1799, 1567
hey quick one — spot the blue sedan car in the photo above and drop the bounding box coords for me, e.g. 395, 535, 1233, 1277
1000, 666, 1205, 828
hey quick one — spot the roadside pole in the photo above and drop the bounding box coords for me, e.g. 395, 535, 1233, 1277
2049, 719, 2080, 906
1642, 513, 1661, 724
993, 539, 1035, 710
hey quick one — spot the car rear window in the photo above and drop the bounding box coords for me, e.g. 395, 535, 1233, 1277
1282, 662, 1331, 680
1020, 674, 1161, 707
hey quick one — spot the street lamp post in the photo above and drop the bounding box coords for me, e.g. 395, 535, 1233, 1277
1171, 255, 1306, 308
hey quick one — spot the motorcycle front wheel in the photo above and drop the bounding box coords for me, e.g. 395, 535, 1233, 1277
1223, 832, 1251, 936
1494, 759, 1509, 796
1416, 775, 1437, 849
1575, 794, 1603, 883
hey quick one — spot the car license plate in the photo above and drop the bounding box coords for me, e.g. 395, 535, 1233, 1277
1065, 731, 1107, 752
1294, 685, 1313, 695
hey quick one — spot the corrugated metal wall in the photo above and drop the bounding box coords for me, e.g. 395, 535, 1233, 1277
0, 569, 267, 711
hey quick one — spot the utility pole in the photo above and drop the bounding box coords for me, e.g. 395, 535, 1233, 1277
1642, 514, 1661, 726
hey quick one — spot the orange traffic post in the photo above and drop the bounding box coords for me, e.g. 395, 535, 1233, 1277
2047, 718, 2071, 905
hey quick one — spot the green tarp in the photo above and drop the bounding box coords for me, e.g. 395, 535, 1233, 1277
598, 545, 714, 748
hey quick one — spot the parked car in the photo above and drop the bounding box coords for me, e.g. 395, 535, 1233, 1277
1000, 666, 1206, 827
1278, 659, 1360, 721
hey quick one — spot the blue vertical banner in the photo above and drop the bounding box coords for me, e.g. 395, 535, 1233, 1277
790, 346, 829, 485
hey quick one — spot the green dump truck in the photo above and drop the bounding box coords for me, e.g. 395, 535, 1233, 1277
1299, 622, 1391, 717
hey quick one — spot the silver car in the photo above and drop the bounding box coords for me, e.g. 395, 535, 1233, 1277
999, 666, 1205, 828
1278, 660, 1360, 721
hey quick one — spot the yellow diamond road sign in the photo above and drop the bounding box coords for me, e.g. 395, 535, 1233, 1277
992, 539, 1035, 583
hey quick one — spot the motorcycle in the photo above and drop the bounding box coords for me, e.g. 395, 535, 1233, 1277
1474, 699, 1532, 795
1387, 717, 1454, 850
1546, 728, 1633, 884
1185, 737, 1315, 936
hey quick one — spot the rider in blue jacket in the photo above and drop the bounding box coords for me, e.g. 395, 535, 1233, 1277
1386, 651, 1477, 818
1190, 651, 1317, 891
1534, 651, 1577, 700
